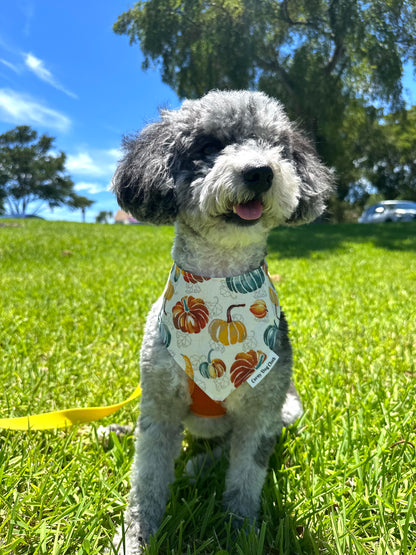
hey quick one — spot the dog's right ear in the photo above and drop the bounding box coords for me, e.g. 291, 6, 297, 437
112, 121, 178, 225
284, 129, 335, 224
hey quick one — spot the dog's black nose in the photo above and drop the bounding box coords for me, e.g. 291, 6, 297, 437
242, 165, 273, 193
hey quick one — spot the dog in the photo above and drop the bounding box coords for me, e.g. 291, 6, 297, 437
111, 90, 333, 554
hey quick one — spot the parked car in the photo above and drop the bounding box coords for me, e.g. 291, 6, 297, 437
358, 201, 416, 223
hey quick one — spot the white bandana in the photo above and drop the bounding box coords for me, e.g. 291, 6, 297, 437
158, 262, 281, 402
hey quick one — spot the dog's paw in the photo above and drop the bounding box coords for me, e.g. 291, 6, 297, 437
225, 512, 260, 542
281, 381, 303, 428
111, 522, 147, 555
184, 445, 223, 483
111, 506, 161, 555
97, 424, 133, 449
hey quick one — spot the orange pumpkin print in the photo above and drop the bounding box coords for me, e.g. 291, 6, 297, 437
269, 286, 280, 317
162, 280, 174, 314
209, 304, 247, 345
230, 350, 267, 388
182, 354, 194, 379
182, 271, 211, 284
249, 299, 268, 319
164, 280, 174, 300
209, 358, 226, 377
172, 296, 209, 334
269, 286, 279, 307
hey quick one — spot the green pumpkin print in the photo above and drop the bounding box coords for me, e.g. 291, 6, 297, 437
226, 267, 265, 294
263, 320, 279, 349
159, 320, 171, 347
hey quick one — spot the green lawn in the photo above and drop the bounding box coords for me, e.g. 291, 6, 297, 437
0, 219, 415, 554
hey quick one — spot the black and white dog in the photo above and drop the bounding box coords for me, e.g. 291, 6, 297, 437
111, 90, 333, 553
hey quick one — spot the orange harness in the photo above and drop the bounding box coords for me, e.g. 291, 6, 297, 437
188, 379, 227, 418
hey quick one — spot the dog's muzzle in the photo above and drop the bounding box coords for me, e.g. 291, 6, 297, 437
242, 165, 273, 194
224, 165, 273, 225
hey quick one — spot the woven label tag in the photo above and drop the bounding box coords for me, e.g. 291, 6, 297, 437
247, 353, 279, 388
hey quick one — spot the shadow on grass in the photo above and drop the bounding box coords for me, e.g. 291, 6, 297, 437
267, 222, 416, 258
142, 430, 318, 554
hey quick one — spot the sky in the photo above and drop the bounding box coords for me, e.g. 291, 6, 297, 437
0, 1, 415, 223
0, 0, 180, 223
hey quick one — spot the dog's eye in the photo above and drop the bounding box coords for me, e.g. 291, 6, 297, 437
201, 141, 223, 156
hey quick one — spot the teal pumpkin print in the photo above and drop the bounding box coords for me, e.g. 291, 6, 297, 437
199, 349, 226, 379
172, 265, 181, 282
159, 320, 171, 347
226, 267, 265, 294
263, 320, 279, 349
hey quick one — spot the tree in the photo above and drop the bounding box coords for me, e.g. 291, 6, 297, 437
0, 184, 5, 215
113, 0, 416, 203
0, 126, 93, 216
361, 106, 416, 202
69, 195, 95, 223
95, 210, 113, 224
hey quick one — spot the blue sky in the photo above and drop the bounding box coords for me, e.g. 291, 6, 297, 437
0, 1, 415, 223
0, 0, 180, 222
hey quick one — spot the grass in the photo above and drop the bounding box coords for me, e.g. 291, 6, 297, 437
0, 219, 415, 554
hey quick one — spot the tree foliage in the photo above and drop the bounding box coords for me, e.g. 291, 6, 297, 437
95, 210, 113, 224
114, 0, 416, 203
362, 106, 416, 201
0, 126, 94, 216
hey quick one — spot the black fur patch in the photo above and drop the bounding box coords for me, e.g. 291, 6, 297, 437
112, 122, 179, 225
286, 130, 334, 223
138, 414, 152, 432
253, 435, 276, 468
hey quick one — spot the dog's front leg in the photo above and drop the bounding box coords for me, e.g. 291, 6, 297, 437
119, 414, 183, 554
223, 418, 280, 529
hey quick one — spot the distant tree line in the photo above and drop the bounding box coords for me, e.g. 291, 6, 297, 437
0, 126, 94, 220
114, 0, 416, 218
96, 211, 113, 224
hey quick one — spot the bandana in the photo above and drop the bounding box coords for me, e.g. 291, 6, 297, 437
158, 262, 281, 408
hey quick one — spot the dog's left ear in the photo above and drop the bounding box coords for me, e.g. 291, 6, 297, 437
285, 130, 335, 224
112, 120, 178, 225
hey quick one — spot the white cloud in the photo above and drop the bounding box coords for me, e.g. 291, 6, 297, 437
66, 148, 121, 177
107, 148, 122, 160
105, 148, 122, 173
0, 88, 71, 132
20, 1, 34, 37
0, 58, 20, 73
66, 152, 103, 176
74, 182, 108, 195
24, 52, 77, 99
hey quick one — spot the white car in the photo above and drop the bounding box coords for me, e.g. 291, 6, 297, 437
358, 200, 416, 223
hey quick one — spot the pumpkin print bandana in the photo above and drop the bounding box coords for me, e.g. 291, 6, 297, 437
158, 262, 281, 402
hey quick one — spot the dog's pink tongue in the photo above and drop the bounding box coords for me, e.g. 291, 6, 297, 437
234, 199, 263, 220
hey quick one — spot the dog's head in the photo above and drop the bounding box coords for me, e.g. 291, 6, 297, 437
112, 90, 334, 239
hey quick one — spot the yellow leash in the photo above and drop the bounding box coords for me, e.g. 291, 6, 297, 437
0, 383, 142, 431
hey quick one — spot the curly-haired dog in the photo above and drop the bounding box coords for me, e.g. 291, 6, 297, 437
111, 90, 333, 553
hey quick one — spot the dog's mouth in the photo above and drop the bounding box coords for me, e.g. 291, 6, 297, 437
223, 199, 263, 226
234, 199, 263, 220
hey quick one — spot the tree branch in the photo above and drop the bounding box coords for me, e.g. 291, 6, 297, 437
325, 0, 346, 76
256, 54, 295, 97
256, 53, 303, 115
325, 41, 346, 75
334, 56, 349, 84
